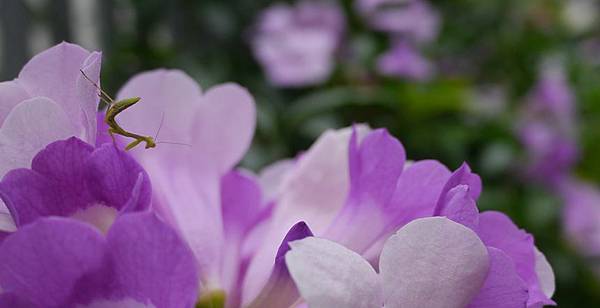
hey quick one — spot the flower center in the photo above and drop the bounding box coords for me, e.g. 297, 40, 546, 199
71, 203, 118, 234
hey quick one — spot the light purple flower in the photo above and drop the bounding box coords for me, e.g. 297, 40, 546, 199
245, 126, 556, 307
0, 213, 199, 307
356, 0, 440, 43
251, 0, 345, 87
519, 66, 578, 186
376, 41, 433, 81
0, 137, 150, 233
109, 69, 263, 305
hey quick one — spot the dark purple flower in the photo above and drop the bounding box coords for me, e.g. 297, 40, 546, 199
0, 137, 151, 233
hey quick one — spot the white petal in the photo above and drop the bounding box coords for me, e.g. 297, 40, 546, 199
0, 97, 75, 177
534, 246, 555, 299
285, 237, 382, 308
380, 217, 489, 308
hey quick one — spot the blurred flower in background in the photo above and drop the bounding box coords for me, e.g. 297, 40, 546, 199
251, 0, 345, 87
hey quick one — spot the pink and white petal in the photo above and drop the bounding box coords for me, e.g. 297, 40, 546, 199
190, 83, 256, 174
379, 217, 489, 308
468, 247, 528, 308
0, 81, 29, 125
115, 69, 202, 146
17, 42, 95, 137
0, 97, 76, 177
77, 51, 102, 143
285, 237, 382, 308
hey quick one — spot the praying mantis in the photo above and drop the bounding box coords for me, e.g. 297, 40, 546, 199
80, 69, 157, 150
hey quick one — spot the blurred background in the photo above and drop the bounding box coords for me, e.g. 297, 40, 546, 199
1, 0, 600, 306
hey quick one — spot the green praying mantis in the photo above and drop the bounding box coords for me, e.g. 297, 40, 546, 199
81, 70, 190, 151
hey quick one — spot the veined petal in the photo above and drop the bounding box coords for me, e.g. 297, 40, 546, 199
380, 217, 489, 308
286, 237, 381, 308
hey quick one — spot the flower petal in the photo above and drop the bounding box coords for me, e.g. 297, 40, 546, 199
438, 185, 479, 231
0, 137, 94, 226
0, 97, 76, 177
106, 212, 200, 308
534, 247, 555, 300
434, 163, 481, 216
468, 247, 528, 308
0, 81, 29, 125
477, 211, 553, 307
380, 217, 489, 308
286, 237, 381, 308
190, 83, 256, 174
84, 143, 151, 212
387, 159, 451, 225
0, 217, 105, 307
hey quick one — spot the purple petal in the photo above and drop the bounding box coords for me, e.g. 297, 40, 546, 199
0, 138, 150, 227
84, 143, 151, 212
434, 162, 481, 215
477, 211, 552, 307
325, 128, 406, 253
285, 236, 381, 308
380, 217, 489, 308
468, 247, 528, 308
438, 185, 479, 231
249, 222, 313, 308
106, 212, 199, 308
0, 217, 105, 307
1, 137, 95, 226
388, 159, 451, 226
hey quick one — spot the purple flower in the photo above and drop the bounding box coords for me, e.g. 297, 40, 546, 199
0, 213, 199, 307
0, 42, 101, 177
356, 0, 440, 43
251, 0, 345, 87
519, 66, 578, 186
376, 41, 433, 81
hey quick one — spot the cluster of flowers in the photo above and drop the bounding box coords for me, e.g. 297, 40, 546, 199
0, 43, 555, 307
518, 62, 600, 271
251, 0, 438, 87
